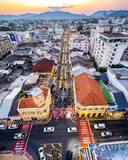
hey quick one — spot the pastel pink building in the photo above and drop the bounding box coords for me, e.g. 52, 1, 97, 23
70, 40, 89, 53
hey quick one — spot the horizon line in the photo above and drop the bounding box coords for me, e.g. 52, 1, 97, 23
0, 9, 126, 16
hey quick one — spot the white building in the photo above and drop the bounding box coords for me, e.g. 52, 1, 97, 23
54, 24, 63, 35
70, 40, 89, 53
107, 68, 128, 102
89, 24, 128, 67
0, 88, 21, 119
84, 141, 128, 160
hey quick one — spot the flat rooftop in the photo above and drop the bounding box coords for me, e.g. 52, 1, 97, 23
110, 68, 128, 77
87, 141, 128, 160
101, 32, 128, 38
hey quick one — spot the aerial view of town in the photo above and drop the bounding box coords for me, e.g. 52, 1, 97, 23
0, 0, 128, 160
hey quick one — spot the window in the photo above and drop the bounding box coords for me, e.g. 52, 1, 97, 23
100, 107, 104, 111
95, 108, 98, 111
83, 108, 86, 111
88, 108, 92, 111
24, 117, 29, 120
37, 111, 42, 115
44, 109, 47, 113
22, 112, 27, 115
115, 44, 118, 47
28, 111, 35, 115
37, 95, 42, 100
77, 107, 80, 111
39, 116, 43, 119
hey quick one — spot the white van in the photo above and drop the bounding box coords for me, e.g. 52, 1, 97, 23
0, 124, 7, 130
94, 123, 105, 129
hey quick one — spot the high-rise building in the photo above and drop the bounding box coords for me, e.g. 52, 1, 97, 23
89, 24, 128, 68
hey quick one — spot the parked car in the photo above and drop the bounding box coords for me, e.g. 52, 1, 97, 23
67, 127, 77, 133
8, 124, 19, 129
94, 123, 105, 129
66, 150, 73, 160
44, 127, 54, 132
14, 133, 27, 140
101, 131, 112, 137
0, 124, 7, 130
38, 147, 46, 160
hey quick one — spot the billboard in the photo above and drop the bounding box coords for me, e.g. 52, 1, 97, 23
9, 34, 16, 41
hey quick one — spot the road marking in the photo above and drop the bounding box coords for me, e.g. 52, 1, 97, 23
51, 144, 55, 149
78, 120, 93, 147
46, 153, 52, 157
12, 123, 32, 151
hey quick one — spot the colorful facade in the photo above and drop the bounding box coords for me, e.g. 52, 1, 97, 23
31, 58, 55, 80
17, 86, 51, 121
0, 36, 13, 58
73, 73, 108, 118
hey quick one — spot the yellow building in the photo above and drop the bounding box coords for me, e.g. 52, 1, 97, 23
0, 36, 13, 58
31, 58, 55, 80
17, 86, 51, 121
70, 33, 83, 39
73, 73, 108, 118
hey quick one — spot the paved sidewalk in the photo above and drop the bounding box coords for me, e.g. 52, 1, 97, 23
0, 154, 27, 160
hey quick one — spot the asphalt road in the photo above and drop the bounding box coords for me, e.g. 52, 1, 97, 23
89, 120, 128, 143
27, 118, 80, 160
0, 125, 20, 150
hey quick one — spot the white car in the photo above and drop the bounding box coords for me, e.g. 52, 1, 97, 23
0, 124, 7, 130
14, 133, 27, 140
44, 127, 54, 132
67, 127, 77, 133
38, 147, 46, 160
8, 124, 19, 129
94, 123, 105, 129
101, 131, 112, 137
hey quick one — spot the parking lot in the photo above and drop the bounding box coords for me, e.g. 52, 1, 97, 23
27, 119, 81, 160
89, 120, 128, 143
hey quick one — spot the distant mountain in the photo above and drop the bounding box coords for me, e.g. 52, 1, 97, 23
0, 13, 37, 21
18, 13, 37, 19
0, 11, 87, 20
31, 11, 87, 20
108, 10, 128, 17
90, 10, 114, 17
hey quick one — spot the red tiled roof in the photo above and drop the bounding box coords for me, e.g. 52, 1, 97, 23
31, 58, 54, 73
74, 73, 107, 106
19, 87, 49, 109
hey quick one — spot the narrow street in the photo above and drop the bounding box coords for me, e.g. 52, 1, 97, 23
52, 29, 74, 118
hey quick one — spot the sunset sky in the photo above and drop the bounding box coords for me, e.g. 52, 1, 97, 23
0, 0, 128, 15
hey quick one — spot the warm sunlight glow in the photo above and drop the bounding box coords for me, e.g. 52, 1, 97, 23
13, 0, 90, 7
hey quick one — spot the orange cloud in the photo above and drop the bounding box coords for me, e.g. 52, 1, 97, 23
0, 1, 46, 15
0, 0, 128, 15
63, 0, 128, 15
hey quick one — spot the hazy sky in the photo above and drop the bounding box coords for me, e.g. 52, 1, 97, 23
0, 0, 128, 15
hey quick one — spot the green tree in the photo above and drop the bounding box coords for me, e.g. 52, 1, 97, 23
29, 65, 33, 71
97, 67, 107, 72
12, 67, 17, 73
77, 25, 83, 31
111, 64, 122, 68
19, 93, 25, 99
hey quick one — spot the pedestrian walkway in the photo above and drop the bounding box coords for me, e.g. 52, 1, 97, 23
12, 123, 32, 151
78, 120, 93, 147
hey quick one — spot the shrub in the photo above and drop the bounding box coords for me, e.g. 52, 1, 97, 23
97, 67, 107, 72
